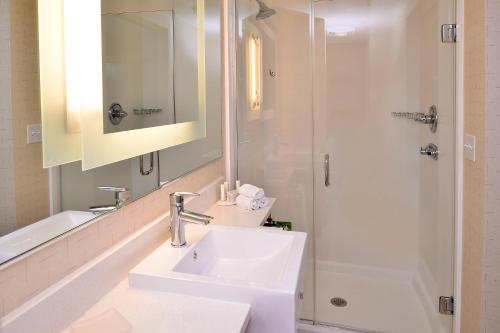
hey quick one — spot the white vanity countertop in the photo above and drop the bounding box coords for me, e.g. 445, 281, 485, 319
63, 280, 250, 333
62, 198, 275, 333
206, 197, 276, 228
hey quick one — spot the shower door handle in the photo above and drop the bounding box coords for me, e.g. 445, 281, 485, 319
324, 154, 331, 187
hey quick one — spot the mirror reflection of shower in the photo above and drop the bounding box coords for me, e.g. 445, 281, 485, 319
255, 0, 276, 20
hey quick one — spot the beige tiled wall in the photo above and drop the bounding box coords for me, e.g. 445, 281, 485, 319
462, 0, 486, 332
0, 158, 223, 317
484, 1, 500, 332
9, 0, 50, 229
0, 0, 17, 235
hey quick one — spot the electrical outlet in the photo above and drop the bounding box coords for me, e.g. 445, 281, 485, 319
27, 124, 42, 144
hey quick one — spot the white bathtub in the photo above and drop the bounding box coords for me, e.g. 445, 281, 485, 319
0, 211, 95, 263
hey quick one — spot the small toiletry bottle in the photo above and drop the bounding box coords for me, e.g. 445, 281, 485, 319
220, 184, 227, 201
236, 180, 241, 191
227, 190, 238, 203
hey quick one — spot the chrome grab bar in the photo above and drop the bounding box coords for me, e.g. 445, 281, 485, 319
324, 154, 331, 187
133, 108, 163, 116
391, 112, 427, 121
391, 105, 438, 133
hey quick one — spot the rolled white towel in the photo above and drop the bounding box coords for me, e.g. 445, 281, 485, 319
236, 195, 260, 210
259, 197, 268, 209
238, 184, 265, 199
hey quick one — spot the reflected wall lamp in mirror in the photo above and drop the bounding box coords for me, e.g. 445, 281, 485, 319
248, 34, 262, 111
38, 0, 208, 170
38, 0, 82, 167
64, 0, 84, 134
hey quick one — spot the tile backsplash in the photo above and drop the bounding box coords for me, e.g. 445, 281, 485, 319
0, 158, 223, 317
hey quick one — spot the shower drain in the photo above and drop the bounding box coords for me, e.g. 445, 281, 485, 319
330, 297, 348, 307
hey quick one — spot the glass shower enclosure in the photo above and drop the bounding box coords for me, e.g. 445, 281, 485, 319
236, 0, 456, 332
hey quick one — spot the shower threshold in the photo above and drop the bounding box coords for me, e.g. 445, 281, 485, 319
298, 320, 380, 333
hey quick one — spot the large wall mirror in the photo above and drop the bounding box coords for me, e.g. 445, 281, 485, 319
0, 0, 222, 266
39, 0, 211, 170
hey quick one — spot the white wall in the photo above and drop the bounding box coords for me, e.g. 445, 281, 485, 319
0, 0, 16, 235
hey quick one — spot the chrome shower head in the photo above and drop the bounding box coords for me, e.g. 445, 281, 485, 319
256, 0, 276, 20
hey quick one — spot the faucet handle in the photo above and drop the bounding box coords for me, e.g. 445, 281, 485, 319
98, 186, 129, 192
98, 186, 131, 207
171, 192, 200, 197
170, 192, 200, 205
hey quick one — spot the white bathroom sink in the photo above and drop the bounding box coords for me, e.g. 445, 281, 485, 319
0, 210, 95, 263
173, 228, 296, 287
129, 225, 307, 333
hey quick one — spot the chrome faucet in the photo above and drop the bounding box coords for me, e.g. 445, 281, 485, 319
89, 186, 131, 214
170, 192, 213, 247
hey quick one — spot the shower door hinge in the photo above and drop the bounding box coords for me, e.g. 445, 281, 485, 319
441, 24, 457, 43
439, 296, 454, 315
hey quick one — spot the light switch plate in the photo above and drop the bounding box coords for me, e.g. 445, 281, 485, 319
27, 124, 42, 144
464, 134, 476, 162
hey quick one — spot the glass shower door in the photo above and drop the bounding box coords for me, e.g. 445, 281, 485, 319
235, 0, 316, 320
312, 0, 456, 332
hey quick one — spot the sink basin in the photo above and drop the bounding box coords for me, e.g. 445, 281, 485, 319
173, 228, 295, 287
0, 211, 95, 263
129, 226, 307, 333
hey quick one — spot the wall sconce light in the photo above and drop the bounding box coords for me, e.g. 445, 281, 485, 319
248, 34, 262, 111
64, 0, 82, 133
